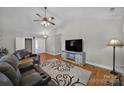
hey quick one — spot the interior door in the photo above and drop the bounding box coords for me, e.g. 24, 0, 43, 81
15, 37, 25, 50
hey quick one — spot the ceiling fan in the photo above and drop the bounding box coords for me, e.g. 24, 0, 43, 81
34, 7, 55, 26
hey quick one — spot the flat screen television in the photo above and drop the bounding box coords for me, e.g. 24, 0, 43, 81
65, 39, 83, 52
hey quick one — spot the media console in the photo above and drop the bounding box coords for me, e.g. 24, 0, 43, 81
61, 50, 86, 65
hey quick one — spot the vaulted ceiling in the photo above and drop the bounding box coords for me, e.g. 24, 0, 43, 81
0, 7, 124, 35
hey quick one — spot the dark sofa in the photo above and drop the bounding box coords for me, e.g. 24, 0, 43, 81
0, 55, 57, 86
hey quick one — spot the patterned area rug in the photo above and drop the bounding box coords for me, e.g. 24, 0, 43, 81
41, 59, 91, 86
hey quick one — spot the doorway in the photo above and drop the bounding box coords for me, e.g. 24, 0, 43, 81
35, 38, 45, 54
25, 38, 32, 52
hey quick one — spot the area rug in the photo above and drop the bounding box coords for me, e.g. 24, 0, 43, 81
40, 59, 91, 86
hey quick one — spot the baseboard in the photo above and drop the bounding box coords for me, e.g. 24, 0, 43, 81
86, 61, 112, 70
86, 61, 124, 76
46, 52, 61, 55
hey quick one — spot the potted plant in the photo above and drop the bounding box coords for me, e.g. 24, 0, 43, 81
0, 48, 9, 55
2, 48, 9, 55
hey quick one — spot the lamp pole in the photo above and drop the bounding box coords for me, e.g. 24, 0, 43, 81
113, 46, 115, 73
111, 46, 118, 75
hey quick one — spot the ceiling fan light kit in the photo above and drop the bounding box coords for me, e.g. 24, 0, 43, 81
41, 21, 50, 27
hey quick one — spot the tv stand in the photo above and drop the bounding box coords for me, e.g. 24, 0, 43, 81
61, 50, 86, 65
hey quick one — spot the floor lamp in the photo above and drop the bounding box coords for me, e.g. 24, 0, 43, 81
107, 39, 123, 75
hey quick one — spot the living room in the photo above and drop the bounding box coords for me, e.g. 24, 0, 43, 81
0, 1, 124, 92
0, 0, 124, 93
0, 7, 124, 86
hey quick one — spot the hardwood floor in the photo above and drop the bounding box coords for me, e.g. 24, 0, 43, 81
39, 53, 124, 86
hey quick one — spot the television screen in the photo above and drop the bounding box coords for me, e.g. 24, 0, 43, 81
65, 39, 83, 52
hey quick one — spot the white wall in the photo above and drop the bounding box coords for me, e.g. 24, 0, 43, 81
1, 31, 45, 54
55, 17, 123, 73
55, 34, 62, 54
122, 18, 124, 73
0, 31, 3, 48
2, 32, 25, 53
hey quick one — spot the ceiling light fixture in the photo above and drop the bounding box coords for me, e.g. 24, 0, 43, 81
34, 7, 55, 27
42, 30, 49, 39
43, 35, 48, 38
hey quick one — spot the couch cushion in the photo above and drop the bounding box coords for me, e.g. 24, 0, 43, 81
0, 72, 13, 86
21, 69, 36, 77
19, 63, 34, 73
0, 55, 19, 70
0, 62, 20, 85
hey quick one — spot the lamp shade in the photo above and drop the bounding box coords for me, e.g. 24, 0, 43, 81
107, 39, 123, 47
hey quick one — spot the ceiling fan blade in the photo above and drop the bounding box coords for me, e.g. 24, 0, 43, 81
36, 13, 42, 18
48, 17, 55, 20
47, 20, 55, 25
33, 20, 42, 21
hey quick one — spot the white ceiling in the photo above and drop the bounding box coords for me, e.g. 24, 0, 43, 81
0, 7, 124, 35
